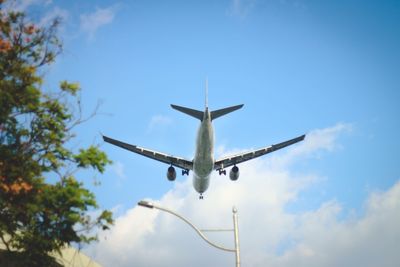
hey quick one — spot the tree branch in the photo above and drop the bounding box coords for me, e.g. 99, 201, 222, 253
0, 233, 12, 252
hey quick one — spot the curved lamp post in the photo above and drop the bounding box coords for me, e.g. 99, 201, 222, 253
138, 200, 240, 267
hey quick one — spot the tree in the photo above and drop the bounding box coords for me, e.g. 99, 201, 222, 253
0, 2, 113, 265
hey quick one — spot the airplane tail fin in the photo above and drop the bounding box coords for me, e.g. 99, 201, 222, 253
204, 79, 243, 120
205, 78, 208, 110
170, 104, 243, 121
171, 104, 204, 120
210, 104, 244, 120
171, 79, 243, 121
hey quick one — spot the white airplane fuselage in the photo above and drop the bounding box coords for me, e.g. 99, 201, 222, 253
102, 97, 306, 199
193, 108, 214, 194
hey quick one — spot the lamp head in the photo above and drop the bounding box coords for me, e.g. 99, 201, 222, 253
138, 200, 154, 209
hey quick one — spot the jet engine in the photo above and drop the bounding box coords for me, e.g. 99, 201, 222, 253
167, 166, 176, 181
229, 166, 239, 181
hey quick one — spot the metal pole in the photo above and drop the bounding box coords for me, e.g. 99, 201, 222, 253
152, 204, 236, 252
138, 200, 240, 266
232, 207, 240, 267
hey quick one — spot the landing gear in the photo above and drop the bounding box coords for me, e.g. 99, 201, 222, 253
182, 169, 189, 176
219, 169, 226, 175
199, 194, 204, 200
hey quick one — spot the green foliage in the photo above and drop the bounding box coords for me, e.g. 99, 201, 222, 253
0, 2, 113, 265
0, 250, 63, 267
60, 81, 80, 96
74, 146, 111, 173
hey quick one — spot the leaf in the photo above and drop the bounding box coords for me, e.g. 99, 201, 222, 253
0, 6, 113, 262
74, 146, 112, 173
60, 81, 80, 96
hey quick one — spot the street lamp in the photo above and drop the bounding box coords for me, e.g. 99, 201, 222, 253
137, 200, 241, 267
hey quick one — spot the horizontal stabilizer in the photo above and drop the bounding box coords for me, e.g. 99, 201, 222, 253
171, 104, 204, 120
211, 104, 244, 120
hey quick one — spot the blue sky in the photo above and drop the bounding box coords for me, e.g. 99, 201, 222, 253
7, 0, 400, 266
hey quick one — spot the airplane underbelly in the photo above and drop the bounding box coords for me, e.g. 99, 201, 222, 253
193, 174, 210, 194
193, 154, 214, 176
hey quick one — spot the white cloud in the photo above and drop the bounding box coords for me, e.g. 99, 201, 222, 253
228, 0, 256, 19
2, 0, 50, 12
148, 115, 173, 132
84, 123, 400, 267
80, 5, 118, 39
107, 161, 127, 188
272, 182, 400, 267
1, 0, 68, 28
268, 122, 352, 168
112, 161, 126, 180
38, 6, 69, 27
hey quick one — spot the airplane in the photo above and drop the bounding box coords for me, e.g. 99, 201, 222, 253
103, 86, 305, 199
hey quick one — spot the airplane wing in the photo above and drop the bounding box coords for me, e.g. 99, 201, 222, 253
214, 134, 305, 170
103, 136, 193, 171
